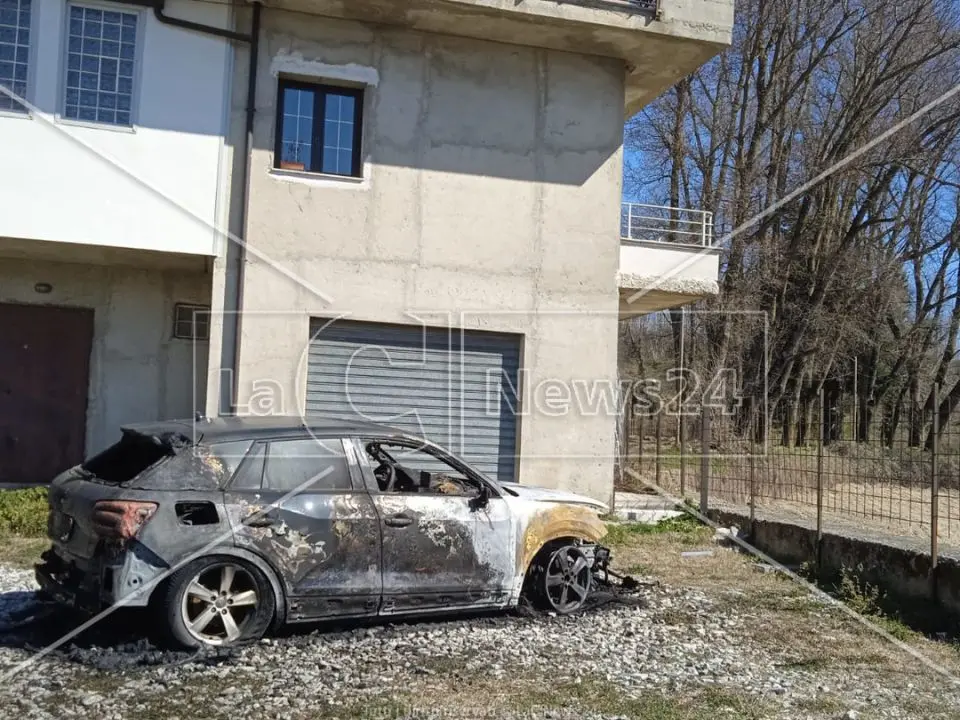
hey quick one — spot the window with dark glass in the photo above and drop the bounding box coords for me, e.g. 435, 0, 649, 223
274, 79, 363, 177
173, 303, 210, 341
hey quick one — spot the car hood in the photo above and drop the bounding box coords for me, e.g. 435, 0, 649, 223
501, 483, 609, 513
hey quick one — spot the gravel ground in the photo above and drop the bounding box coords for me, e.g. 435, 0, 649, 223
1, 555, 958, 719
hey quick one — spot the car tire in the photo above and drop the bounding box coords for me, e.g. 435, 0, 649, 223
155, 556, 276, 649
526, 541, 593, 615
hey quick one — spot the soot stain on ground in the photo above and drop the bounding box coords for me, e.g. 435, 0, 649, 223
0, 581, 645, 673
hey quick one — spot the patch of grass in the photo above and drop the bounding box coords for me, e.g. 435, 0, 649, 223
604, 514, 708, 545
872, 613, 921, 642
0, 535, 48, 568
0, 487, 48, 537
777, 656, 831, 671
513, 679, 771, 720
763, 593, 823, 613
658, 607, 701, 626
794, 694, 846, 714
309, 694, 415, 720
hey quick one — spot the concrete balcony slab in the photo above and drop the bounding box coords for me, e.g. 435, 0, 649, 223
270, 0, 734, 114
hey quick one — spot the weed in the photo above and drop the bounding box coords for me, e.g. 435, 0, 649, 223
831, 566, 918, 640
835, 566, 884, 616
0, 487, 48, 537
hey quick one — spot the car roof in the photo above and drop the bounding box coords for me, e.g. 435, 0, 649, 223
121, 416, 415, 444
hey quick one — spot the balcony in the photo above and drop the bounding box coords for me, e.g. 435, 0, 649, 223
618, 203, 721, 317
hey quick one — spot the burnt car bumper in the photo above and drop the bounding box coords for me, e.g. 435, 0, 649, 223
35, 549, 107, 613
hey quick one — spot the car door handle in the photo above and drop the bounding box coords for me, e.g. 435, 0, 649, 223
245, 511, 278, 528
384, 513, 413, 528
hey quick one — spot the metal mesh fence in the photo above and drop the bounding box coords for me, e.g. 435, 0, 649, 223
619, 384, 960, 558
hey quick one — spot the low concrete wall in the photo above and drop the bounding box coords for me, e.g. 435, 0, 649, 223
708, 509, 960, 620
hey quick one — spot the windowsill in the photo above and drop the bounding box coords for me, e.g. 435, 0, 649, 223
55, 115, 136, 134
268, 167, 369, 189
0, 108, 32, 121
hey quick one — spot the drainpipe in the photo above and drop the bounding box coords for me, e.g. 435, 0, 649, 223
115, 0, 261, 414
119, 0, 253, 43
151, 1, 252, 42
230, 1, 262, 415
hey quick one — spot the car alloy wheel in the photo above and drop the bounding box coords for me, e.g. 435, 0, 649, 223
543, 545, 592, 613
180, 562, 259, 645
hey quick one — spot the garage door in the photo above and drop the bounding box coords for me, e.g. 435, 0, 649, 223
306, 320, 521, 481
0, 303, 94, 485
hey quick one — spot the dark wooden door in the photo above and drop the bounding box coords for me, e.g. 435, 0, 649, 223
0, 303, 94, 485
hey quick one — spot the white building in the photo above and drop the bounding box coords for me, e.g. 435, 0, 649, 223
0, 0, 730, 500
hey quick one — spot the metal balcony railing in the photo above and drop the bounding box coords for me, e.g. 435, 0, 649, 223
569, 0, 659, 14
620, 203, 715, 247
625, 0, 659, 11
598, 0, 659, 11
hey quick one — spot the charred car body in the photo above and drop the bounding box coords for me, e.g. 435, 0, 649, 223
37, 417, 618, 648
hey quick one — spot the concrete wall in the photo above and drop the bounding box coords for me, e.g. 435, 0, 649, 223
0, 249, 211, 455
709, 509, 960, 625
0, 0, 233, 256
224, 12, 625, 501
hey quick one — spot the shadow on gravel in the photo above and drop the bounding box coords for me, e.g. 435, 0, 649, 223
0, 586, 647, 673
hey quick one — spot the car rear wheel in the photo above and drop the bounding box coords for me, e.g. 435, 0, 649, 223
157, 557, 275, 649
528, 543, 593, 614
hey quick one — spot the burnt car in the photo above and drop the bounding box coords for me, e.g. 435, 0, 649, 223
37, 417, 616, 648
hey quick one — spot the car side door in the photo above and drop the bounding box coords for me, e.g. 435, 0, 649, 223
224, 435, 382, 621
350, 437, 515, 615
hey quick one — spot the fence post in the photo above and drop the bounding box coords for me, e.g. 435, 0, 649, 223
816, 387, 825, 573
679, 413, 686, 500
931, 383, 940, 601
700, 406, 711, 516
655, 411, 663, 490
749, 402, 756, 538
638, 414, 645, 477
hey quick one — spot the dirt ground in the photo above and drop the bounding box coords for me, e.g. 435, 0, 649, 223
607, 522, 960, 718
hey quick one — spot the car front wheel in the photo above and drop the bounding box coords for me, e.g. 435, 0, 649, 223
529, 543, 593, 614
157, 556, 276, 649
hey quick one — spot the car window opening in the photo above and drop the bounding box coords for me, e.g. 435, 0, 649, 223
175, 501, 220, 526
82, 431, 179, 484
366, 441, 476, 496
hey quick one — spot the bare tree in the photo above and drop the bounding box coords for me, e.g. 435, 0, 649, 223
623, 0, 960, 445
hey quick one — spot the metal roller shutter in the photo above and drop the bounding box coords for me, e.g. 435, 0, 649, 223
306, 320, 521, 481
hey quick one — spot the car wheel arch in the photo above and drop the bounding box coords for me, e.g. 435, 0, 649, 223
519, 512, 607, 577
150, 546, 288, 627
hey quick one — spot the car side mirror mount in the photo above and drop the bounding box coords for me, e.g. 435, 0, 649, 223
469, 483, 490, 511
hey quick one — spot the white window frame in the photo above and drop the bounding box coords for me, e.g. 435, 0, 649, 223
0, 0, 37, 118
57, 0, 145, 130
